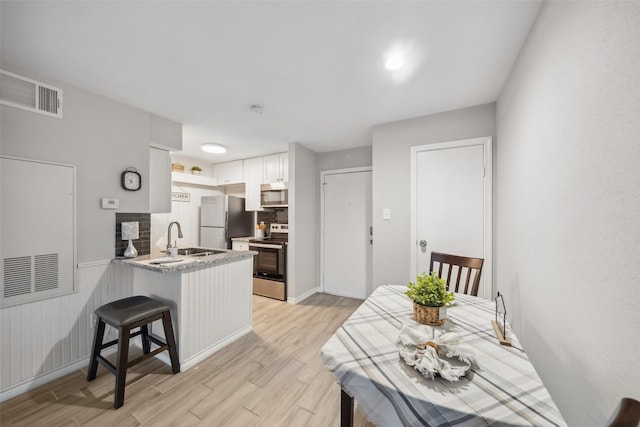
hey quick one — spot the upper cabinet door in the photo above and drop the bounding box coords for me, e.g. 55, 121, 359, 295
280, 152, 288, 183
212, 160, 244, 185
244, 157, 263, 211
227, 160, 244, 184
262, 152, 288, 183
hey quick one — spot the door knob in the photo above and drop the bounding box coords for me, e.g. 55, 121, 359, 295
419, 240, 427, 248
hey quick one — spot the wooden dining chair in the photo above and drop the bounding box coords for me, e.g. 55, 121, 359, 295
606, 397, 640, 427
429, 251, 484, 296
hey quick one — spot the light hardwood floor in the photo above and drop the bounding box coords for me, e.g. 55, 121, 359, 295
0, 293, 377, 426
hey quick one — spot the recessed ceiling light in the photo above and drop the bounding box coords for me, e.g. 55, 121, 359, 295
385, 55, 404, 70
201, 143, 227, 154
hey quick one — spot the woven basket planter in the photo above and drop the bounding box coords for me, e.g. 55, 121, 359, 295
413, 303, 447, 326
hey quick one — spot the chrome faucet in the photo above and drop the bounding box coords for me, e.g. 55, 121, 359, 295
167, 221, 184, 252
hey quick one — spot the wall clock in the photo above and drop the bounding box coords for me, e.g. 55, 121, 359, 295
121, 167, 142, 191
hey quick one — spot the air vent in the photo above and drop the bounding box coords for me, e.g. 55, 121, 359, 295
3, 256, 32, 298
0, 69, 63, 118
35, 254, 59, 292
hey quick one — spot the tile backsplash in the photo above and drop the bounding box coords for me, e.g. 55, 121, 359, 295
115, 213, 151, 257
257, 208, 288, 231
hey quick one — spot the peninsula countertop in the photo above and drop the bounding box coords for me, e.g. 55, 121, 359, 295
112, 248, 257, 273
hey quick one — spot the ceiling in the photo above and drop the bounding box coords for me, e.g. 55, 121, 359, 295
1, 1, 542, 163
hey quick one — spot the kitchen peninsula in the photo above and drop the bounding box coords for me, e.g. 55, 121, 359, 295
113, 249, 255, 371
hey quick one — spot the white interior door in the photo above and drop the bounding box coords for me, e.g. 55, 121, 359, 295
322, 168, 372, 299
411, 137, 492, 298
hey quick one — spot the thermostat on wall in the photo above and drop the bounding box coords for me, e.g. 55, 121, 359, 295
101, 198, 119, 209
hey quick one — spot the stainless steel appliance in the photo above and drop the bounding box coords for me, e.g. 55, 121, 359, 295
260, 183, 288, 207
249, 223, 288, 300
200, 195, 254, 249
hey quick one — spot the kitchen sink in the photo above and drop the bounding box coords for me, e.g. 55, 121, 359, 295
177, 247, 227, 256
188, 251, 227, 257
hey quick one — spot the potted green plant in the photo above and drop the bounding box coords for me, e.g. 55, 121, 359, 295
190, 165, 202, 175
406, 271, 455, 325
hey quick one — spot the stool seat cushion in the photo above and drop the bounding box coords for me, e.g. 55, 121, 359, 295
95, 296, 171, 327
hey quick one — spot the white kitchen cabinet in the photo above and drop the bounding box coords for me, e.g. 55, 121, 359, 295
243, 157, 263, 211
149, 147, 171, 213
212, 160, 244, 185
232, 241, 250, 251
263, 152, 288, 183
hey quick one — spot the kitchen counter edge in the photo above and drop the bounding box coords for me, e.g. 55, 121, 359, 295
112, 250, 257, 273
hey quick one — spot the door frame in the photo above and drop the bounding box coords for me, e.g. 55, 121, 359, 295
320, 166, 373, 295
409, 137, 493, 298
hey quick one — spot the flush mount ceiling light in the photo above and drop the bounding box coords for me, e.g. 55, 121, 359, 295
385, 55, 405, 70
201, 143, 227, 154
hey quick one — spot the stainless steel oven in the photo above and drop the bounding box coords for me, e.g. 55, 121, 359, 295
249, 224, 288, 301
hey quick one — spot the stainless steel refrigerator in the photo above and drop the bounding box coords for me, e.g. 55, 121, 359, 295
200, 195, 254, 249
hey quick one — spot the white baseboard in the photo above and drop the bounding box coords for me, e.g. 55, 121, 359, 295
178, 325, 253, 372
0, 323, 256, 403
0, 357, 89, 402
287, 287, 319, 305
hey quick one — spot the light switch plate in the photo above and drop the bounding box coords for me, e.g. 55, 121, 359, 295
383, 208, 391, 220
101, 198, 119, 209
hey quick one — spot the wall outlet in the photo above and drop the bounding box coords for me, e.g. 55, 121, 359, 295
90, 314, 97, 328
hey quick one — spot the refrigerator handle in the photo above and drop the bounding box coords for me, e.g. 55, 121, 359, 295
225, 212, 229, 242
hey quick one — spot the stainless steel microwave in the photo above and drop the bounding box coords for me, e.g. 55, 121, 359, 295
260, 183, 288, 207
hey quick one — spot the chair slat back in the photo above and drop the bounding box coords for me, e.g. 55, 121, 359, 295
606, 397, 640, 427
429, 251, 484, 296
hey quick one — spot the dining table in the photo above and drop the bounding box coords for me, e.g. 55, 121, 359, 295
320, 285, 567, 426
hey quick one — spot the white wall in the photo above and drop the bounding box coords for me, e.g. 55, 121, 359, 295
317, 146, 372, 172
0, 65, 176, 398
371, 104, 496, 287
1, 65, 156, 262
288, 143, 319, 302
496, 1, 640, 424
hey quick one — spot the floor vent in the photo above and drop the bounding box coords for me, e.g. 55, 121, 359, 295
0, 69, 63, 118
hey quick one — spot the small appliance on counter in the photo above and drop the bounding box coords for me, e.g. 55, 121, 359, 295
200, 195, 254, 249
249, 223, 288, 301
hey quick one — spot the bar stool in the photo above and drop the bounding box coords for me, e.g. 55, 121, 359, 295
87, 295, 180, 408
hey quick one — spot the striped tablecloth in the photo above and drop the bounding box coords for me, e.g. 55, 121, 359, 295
320, 285, 566, 426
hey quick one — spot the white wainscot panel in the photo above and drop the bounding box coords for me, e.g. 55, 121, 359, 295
0, 261, 133, 401
133, 257, 253, 370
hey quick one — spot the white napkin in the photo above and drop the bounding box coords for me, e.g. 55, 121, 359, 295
396, 324, 476, 382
